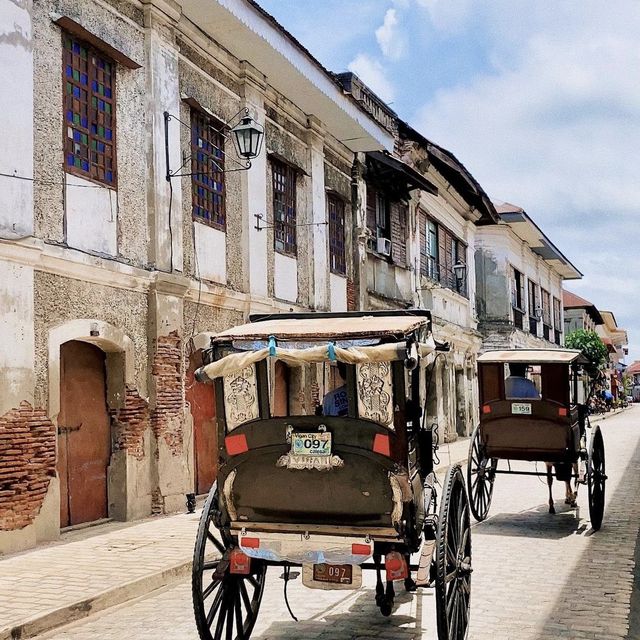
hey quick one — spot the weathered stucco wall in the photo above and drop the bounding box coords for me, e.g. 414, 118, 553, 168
32, 0, 148, 263
177, 53, 245, 290
33, 272, 148, 407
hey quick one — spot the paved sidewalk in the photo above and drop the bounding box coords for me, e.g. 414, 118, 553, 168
0, 436, 470, 640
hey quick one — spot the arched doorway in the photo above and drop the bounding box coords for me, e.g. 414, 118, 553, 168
57, 340, 111, 527
186, 350, 217, 495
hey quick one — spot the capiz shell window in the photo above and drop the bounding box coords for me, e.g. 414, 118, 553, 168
328, 194, 346, 275
272, 159, 297, 255
63, 34, 116, 186
191, 109, 226, 230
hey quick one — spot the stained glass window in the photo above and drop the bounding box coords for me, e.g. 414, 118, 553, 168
63, 35, 116, 186
328, 194, 346, 275
191, 109, 226, 230
272, 159, 297, 255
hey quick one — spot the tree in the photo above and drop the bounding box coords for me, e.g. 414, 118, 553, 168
565, 329, 608, 378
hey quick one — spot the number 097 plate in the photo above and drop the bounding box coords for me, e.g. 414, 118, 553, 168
292, 432, 331, 457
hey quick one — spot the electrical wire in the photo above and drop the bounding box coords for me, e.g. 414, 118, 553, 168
0, 170, 109, 188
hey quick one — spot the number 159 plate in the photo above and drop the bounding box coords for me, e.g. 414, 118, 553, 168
292, 432, 331, 457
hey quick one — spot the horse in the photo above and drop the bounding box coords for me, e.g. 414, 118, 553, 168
545, 461, 580, 514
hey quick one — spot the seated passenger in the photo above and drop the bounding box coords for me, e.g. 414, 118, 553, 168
322, 361, 349, 416
505, 363, 540, 399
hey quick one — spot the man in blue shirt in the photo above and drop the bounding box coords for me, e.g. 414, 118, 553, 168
322, 362, 349, 416
505, 363, 540, 399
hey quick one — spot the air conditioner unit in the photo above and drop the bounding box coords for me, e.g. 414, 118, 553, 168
376, 237, 391, 256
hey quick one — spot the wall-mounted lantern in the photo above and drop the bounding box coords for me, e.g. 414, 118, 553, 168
231, 116, 264, 161
453, 261, 467, 292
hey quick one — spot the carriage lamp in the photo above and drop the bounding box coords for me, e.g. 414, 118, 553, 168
231, 116, 264, 160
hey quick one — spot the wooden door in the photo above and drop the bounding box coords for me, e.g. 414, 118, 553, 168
57, 341, 111, 527
186, 350, 217, 495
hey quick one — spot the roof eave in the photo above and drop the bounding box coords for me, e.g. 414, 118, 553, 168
179, 0, 393, 152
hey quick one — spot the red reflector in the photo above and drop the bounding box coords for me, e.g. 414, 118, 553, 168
373, 433, 391, 456
351, 543, 371, 556
558, 407, 568, 417
385, 551, 408, 581
241, 537, 260, 549
225, 433, 248, 456
229, 548, 251, 575
482, 405, 492, 414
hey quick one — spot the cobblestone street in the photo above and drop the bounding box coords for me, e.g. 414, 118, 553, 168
34, 406, 640, 639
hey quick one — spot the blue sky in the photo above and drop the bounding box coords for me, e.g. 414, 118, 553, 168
259, 0, 640, 363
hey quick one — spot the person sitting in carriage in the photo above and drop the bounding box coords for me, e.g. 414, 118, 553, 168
505, 363, 540, 399
322, 361, 348, 416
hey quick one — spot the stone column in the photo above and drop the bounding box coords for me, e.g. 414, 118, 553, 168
351, 154, 368, 310
0, 1, 59, 553
143, 0, 183, 273
307, 116, 328, 311
239, 62, 268, 303
148, 272, 191, 514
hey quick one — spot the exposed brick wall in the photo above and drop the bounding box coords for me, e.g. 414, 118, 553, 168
347, 278, 357, 311
0, 402, 56, 531
150, 331, 184, 455
110, 386, 149, 460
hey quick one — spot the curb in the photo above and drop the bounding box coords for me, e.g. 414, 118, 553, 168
0, 560, 192, 640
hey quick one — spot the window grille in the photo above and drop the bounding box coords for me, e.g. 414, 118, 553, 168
328, 194, 346, 275
191, 109, 226, 230
63, 34, 116, 186
272, 159, 297, 255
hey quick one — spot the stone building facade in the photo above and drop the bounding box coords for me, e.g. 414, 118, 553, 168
338, 74, 499, 441
475, 202, 582, 352
0, 0, 392, 553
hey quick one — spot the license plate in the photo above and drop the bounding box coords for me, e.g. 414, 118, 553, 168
312, 563, 352, 584
292, 432, 331, 457
512, 402, 532, 415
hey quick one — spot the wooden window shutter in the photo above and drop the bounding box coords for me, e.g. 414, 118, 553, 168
366, 185, 376, 232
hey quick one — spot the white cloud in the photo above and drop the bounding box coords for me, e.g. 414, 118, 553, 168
414, 3, 640, 359
348, 53, 395, 103
375, 8, 405, 60
415, 0, 473, 33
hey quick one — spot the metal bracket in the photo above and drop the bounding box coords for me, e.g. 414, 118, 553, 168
163, 109, 253, 182
253, 213, 329, 231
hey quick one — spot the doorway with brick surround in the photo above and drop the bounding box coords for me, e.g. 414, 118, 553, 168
57, 340, 111, 528
186, 350, 217, 495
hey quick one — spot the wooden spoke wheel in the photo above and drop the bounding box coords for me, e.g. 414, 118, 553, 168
467, 425, 496, 522
587, 425, 606, 531
435, 464, 472, 640
192, 483, 267, 640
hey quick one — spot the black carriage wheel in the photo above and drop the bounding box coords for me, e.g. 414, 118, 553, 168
587, 426, 606, 531
467, 425, 496, 522
436, 464, 472, 640
192, 483, 267, 640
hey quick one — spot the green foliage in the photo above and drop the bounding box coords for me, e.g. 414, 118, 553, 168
565, 329, 608, 377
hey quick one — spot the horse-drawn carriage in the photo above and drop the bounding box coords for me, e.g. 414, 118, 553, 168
467, 349, 606, 529
191, 310, 472, 640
